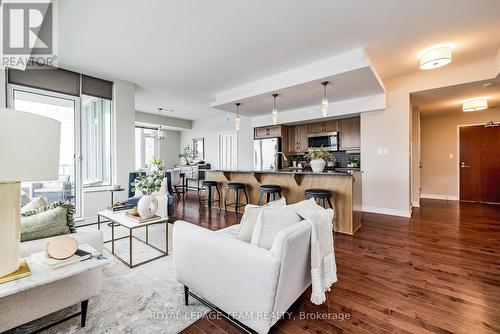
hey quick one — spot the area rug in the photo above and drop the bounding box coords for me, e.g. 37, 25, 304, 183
8, 223, 209, 334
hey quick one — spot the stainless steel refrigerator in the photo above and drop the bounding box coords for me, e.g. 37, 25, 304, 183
254, 138, 282, 170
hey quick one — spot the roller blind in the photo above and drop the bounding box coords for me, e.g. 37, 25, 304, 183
81, 75, 113, 100
8, 67, 80, 97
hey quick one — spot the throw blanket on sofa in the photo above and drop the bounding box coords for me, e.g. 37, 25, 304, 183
286, 199, 337, 304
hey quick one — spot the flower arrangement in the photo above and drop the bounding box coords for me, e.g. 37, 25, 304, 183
178, 145, 194, 164
133, 158, 165, 196
305, 147, 332, 161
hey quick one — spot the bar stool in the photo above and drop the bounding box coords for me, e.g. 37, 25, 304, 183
198, 180, 221, 212
224, 183, 249, 219
304, 188, 333, 209
257, 184, 282, 205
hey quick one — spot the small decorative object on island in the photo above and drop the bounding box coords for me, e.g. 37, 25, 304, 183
306, 147, 332, 172
133, 158, 164, 219
178, 145, 194, 165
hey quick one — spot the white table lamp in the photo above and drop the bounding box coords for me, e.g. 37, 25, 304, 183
0, 109, 61, 277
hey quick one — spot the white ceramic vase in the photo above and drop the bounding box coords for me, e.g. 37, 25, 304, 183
310, 159, 326, 172
138, 195, 158, 219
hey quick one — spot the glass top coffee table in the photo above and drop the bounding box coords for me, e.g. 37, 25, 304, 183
97, 210, 168, 268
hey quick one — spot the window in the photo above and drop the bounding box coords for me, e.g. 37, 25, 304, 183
135, 127, 159, 169
8, 85, 81, 214
81, 95, 112, 188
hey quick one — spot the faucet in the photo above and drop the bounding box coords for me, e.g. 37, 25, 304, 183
274, 152, 288, 171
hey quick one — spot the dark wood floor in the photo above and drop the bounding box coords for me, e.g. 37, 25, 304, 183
172, 195, 500, 334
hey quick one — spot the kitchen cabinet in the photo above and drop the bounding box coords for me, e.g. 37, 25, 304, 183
254, 125, 282, 139
339, 117, 360, 151
287, 124, 309, 153
309, 120, 338, 134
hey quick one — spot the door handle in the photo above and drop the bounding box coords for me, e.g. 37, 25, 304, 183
460, 162, 471, 168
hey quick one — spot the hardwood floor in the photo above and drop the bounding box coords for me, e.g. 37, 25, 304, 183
173, 194, 500, 334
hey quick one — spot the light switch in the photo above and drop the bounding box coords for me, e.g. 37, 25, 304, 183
377, 148, 383, 155
449, 154, 453, 159
383, 147, 389, 155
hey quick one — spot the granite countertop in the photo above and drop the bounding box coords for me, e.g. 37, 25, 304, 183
205, 169, 360, 176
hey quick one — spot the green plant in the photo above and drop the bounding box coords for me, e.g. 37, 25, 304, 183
133, 169, 164, 196
305, 147, 332, 161
287, 155, 302, 162
178, 145, 194, 163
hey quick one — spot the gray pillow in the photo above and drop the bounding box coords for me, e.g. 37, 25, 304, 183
21, 202, 76, 242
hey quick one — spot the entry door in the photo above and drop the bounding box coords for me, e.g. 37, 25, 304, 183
460, 125, 500, 203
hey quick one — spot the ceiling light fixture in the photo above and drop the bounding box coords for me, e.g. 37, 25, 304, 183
321, 81, 329, 117
272, 93, 279, 125
463, 97, 488, 112
418, 44, 452, 70
235, 102, 241, 131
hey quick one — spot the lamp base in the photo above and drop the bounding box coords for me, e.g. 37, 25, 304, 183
0, 182, 21, 278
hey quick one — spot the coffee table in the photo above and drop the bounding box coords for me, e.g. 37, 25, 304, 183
97, 210, 168, 268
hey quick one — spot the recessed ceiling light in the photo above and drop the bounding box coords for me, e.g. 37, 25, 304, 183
418, 44, 453, 70
463, 97, 488, 112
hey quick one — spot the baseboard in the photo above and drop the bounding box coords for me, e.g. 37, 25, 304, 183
420, 194, 459, 201
362, 206, 411, 218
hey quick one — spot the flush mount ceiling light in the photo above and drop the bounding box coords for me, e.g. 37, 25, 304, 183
463, 97, 488, 112
272, 93, 279, 125
235, 102, 241, 131
321, 81, 329, 117
418, 44, 452, 70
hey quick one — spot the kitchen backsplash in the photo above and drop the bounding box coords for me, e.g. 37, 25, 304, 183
332, 151, 360, 168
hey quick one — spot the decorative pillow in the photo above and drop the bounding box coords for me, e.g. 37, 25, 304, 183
286, 198, 327, 219
237, 196, 287, 242
21, 196, 47, 214
250, 207, 302, 250
21, 202, 76, 242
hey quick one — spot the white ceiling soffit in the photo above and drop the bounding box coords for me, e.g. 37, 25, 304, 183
210, 48, 386, 116
411, 74, 500, 116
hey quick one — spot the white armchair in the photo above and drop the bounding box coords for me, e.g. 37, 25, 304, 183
173, 220, 311, 334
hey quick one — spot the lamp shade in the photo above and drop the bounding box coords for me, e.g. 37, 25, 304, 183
0, 109, 61, 182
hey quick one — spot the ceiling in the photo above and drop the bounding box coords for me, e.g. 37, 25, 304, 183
411, 75, 500, 116
57, 0, 500, 120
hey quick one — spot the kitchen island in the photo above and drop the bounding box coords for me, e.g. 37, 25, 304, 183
204, 169, 362, 234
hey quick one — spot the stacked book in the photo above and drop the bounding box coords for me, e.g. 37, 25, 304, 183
31, 244, 93, 271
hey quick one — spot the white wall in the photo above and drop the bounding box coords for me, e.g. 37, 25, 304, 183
160, 130, 181, 168
361, 55, 499, 217
180, 112, 253, 169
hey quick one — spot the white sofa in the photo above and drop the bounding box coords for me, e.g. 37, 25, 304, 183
173, 220, 312, 334
0, 230, 104, 332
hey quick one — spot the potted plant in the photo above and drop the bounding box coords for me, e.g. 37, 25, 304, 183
133, 167, 164, 219
306, 147, 332, 172
178, 145, 194, 165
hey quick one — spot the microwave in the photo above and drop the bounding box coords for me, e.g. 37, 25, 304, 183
307, 132, 338, 151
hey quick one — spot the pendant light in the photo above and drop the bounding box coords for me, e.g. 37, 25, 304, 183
321, 81, 329, 117
235, 102, 241, 131
272, 93, 279, 125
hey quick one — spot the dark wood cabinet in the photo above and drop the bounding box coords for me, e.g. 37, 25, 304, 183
339, 117, 360, 151
309, 120, 338, 134
254, 125, 282, 139
287, 125, 309, 153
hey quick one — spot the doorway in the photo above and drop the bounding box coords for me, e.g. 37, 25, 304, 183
218, 131, 238, 170
459, 124, 500, 203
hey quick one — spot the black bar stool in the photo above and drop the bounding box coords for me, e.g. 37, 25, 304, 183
305, 188, 333, 208
224, 183, 249, 219
257, 184, 282, 205
198, 181, 221, 212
